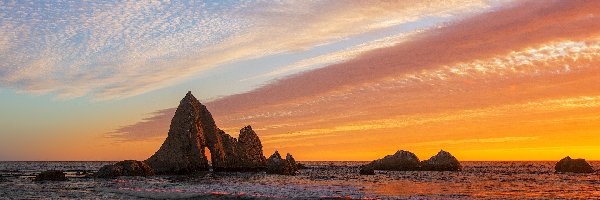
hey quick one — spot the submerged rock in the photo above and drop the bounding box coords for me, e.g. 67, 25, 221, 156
95, 160, 154, 178
555, 156, 594, 173
297, 163, 309, 170
34, 170, 67, 181
364, 150, 420, 171
421, 150, 462, 171
266, 151, 297, 175
359, 166, 375, 175
146, 91, 267, 174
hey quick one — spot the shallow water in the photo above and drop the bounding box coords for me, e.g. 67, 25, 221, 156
0, 161, 598, 199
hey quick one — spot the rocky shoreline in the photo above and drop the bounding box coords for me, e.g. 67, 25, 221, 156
31, 92, 597, 181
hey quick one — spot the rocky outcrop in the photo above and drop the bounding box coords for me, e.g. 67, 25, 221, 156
266, 151, 297, 175
34, 170, 67, 181
555, 156, 594, 173
238, 126, 267, 169
363, 150, 420, 171
146, 91, 266, 174
95, 160, 154, 178
421, 150, 462, 171
360, 150, 462, 173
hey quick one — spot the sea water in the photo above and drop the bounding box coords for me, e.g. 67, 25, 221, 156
0, 161, 598, 199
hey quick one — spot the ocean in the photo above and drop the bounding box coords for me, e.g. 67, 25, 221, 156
0, 161, 598, 199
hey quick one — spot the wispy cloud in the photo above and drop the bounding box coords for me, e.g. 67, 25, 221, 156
0, 0, 489, 100
107, 1, 600, 160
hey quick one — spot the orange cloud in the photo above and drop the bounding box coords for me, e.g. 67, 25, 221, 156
111, 0, 600, 161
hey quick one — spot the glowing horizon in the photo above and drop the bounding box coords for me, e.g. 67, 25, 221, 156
1, 0, 600, 161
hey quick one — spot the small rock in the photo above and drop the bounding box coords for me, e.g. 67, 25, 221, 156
359, 166, 375, 175
421, 150, 462, 171
95, 160, 154, 178
297, 163, 309, 170
266, 151, 297, 175
364, 150, 420, 171
34, 170, 67, 181
555, 156, 594, 173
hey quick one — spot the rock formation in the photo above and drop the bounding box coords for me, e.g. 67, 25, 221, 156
95, 160, 154, 178
421, 150, 462, 171
363, 150, 421, 171
266, 151, 297, 175
146, 91, 266, 174
555, 156, 594, 173
34, 170, 67, 181
361, 149, 462, 173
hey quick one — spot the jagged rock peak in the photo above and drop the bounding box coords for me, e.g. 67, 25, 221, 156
266, 151, 297, 175
146, 92, 267, 174
269, 150, 282, 160
145, 91, 213, 174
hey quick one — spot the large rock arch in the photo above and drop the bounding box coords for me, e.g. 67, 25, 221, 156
145, 92, 266, 174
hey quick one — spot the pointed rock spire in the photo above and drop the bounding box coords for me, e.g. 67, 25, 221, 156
146, 91, 267, 174
145, 92, 213, 174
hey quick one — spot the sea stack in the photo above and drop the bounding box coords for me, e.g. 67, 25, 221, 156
266, 151, 298, 175
145, 91, 267, 174
363, 150, 421, 171
555, 156, 594, 173
421, 150, 462, 171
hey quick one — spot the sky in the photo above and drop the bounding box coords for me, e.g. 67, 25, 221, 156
1, 0, 599, 161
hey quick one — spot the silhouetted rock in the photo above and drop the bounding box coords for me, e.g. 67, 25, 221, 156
286, 153, 298, 171
146, 91, 267, 174
237, 126, 267, 170
421, 150, 462, 171
266, 151, 297, 175
34, 170, 67, 181
95, 160, 154, 178
359, 166, 375, 175
364, 150, 420, 171
555, 156, 594, 173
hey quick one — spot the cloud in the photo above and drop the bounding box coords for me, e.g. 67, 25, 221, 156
109, 0, 600, 146
0, 0, 489, 100
107, 108, 175, 141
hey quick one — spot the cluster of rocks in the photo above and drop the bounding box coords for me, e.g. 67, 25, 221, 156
555, 156, 595, 173
87, 92, 298, 178
360, 150, 461, 175
265, 151, 298, 175
144, 92, 268, 174
95, 160, 154, 178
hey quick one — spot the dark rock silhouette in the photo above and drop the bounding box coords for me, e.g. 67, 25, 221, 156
555, 156, 594, 173
95, 160, 154, 178
421, 150, 462, 171
359, 166, 375, 175
361, 149, 463, 173
363, 150, 421, 171
266, 151, 297, 175
34, 170, 67, 181
297, 163, 309, 170
146, 91, 266, 174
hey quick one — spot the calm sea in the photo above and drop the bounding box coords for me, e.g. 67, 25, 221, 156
0, 161, 598, 199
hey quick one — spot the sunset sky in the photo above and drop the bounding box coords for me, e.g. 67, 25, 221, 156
1, 0, 599, 161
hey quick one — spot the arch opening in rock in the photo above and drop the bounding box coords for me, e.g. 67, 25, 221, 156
204, 147, 212, 166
